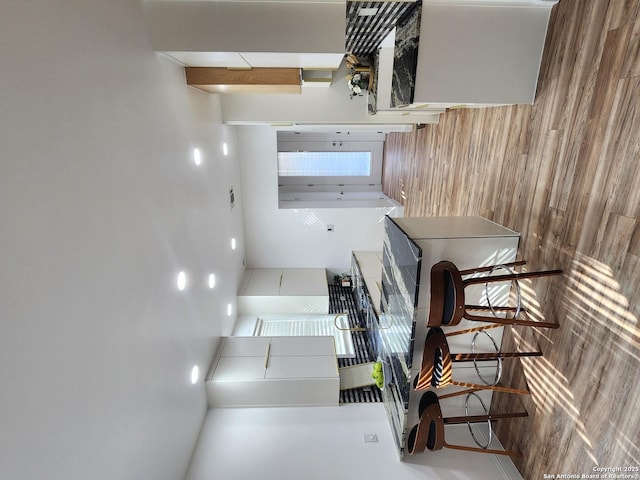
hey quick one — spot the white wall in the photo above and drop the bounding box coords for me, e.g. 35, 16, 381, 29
0, 2, 244, 479
186, 404, 515, 480
238, 126, 402, 275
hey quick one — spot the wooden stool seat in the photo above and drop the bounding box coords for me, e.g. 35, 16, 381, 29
428, 260, 563, 328
407, 390, 526, 457
414, 327, 539, 395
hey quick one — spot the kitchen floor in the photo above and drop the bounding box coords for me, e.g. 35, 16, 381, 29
381, 0, 640, 477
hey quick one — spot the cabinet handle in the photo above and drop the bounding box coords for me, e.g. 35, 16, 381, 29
264, 343, 271, 368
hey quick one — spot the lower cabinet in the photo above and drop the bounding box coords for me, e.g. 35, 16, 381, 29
206, 336, 339, 407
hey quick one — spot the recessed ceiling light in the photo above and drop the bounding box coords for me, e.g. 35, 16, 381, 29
193, 148, 202, 166
177, 271, 187, 291
222, 142, 229, 156
227, 303, 233, 316
191, 365, 200, 384
208, 273, 216, 289
231, 238, 237, 250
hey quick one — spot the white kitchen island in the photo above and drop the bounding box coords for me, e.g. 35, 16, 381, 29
373, 0, 557, 114
372, 216, 523, 478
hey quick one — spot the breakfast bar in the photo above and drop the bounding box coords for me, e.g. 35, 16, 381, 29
366, 216, 522, 460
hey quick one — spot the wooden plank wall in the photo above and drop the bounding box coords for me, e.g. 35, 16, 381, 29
382, 0, 640, 477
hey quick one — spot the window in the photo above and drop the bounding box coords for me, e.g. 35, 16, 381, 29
276, 131, 386, 208
277, 151, 372, 177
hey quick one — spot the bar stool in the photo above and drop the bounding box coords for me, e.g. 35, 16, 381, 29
414, 327, 539, 394
407, 390, 526, 457
428, 260, 562, 328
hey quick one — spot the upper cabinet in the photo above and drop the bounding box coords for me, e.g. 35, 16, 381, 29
279, 268, 329, 296
144, 1, 346, 70
241, 268, 284, 296
207, 336, 339, 407
238, 268, 330, 314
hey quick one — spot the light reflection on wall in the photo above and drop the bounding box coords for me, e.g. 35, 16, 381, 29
290, 210, 328, 232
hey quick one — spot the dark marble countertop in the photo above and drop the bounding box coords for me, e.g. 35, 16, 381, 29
375, 216, 422, 458
390, 4, 421, 108
367, 3, 421, 114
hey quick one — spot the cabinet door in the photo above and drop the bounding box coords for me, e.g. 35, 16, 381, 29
243, 269, 282, 295
221, 336, 271, 357
208, 336, 339, 407
213, 356, 266, 381
265, 355, 338, 379
239, 52, 343, 69
279, 268, 327, 296
166, 51, 251, 69
270, 336, 335, 357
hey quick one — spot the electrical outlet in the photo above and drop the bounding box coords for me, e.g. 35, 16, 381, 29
363, 434, 378, 443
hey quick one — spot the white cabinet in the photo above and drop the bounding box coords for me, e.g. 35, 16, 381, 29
265, 356, 338, 380
214, 356, 266, 381
413, 4, 553, 105
237, 52, 343, 70
375, 3, 554, 112
145, 2, 345, 69
269, 336, 332, 356
171, 52, 343, 70
221, 336, 271, 357
237, 268, 329, 314
279, 268, 326, 296
207, 336, 339, 407
241, 269, 282, 296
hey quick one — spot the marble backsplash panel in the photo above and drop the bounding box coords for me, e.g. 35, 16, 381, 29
391, 3, 421, 107
378, 216, 423, 457
346, 1, 418, 58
